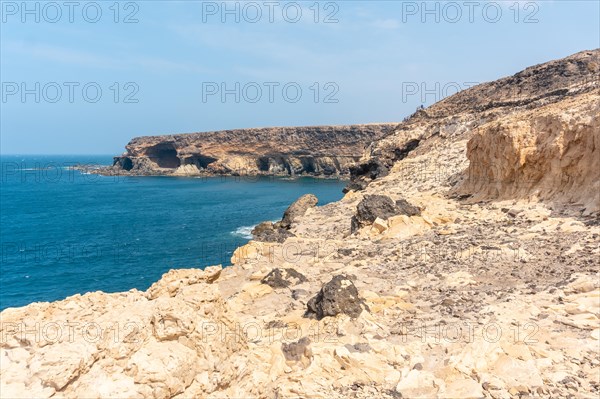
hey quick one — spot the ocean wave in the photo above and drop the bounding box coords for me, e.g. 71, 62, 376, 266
231, 225, 255, 239
231, 220, 281, 239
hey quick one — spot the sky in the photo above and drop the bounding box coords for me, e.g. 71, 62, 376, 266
1, 0, 599, 154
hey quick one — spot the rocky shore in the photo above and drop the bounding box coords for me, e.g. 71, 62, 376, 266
1, 50, 599, 398
90, 124, 397, 178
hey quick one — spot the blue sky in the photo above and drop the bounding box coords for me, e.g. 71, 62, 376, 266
1, 0, 599, 154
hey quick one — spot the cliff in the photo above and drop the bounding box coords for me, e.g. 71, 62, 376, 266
98, 124, 397, 177
1, 50, 599, 398
349, 49, 599, 213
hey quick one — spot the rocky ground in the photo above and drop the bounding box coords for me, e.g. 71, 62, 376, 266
1, 50, 598, 398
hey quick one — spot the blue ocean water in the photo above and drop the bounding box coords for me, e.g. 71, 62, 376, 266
0, 155, 346, 310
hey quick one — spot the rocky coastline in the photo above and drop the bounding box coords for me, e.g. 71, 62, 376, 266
90, 124, 398, 178
1, 50, 599, 398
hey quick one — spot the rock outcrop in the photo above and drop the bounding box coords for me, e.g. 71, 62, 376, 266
96, 124, 397, 177
0, 267, 250, 398
349, 49, 599, 202
350, 194, 421, 233
251, 194, 318, 242
456, 92, 600, 214
280, 194, 319, 228
305, 275, 368, 320
2, 50, 599, 398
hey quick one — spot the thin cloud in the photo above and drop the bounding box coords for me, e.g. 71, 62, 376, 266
3, 40, 211, 74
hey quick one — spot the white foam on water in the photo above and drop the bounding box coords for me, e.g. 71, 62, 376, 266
231, 225, 255, 239
231, 220, 280, 239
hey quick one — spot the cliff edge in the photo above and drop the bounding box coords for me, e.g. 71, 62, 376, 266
97, 124, 397, 177
1, 50, 599, 398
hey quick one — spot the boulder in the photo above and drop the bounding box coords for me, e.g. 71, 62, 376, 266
251, 222, 295, 243
305, 275, 368, 319
251, 194, 318, 242
351, 195, 420, 233
146, 266, 222, 299
356, 195, 398, 223
261, 268, 308, 289
371, 217, 388, 233
280, 194, 318, 228
251, 221, 276, 236
395, 198, 421, 216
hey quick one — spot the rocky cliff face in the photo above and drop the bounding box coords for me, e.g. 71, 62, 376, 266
457, 92, 599, 214
2, 50, 599, 398
349, 49, 599, 209
100, 124, 397, 177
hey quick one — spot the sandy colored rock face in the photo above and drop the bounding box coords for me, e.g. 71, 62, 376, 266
2, 50, 600, 398
0, 267, 249, 398
92, 124, 397, 177
457, 92, 600, 214
280, 194, 319, 228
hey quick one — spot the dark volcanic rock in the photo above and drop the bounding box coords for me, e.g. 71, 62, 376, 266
261, 268, 308, 289
345, 343, 373, 353
280, 194, 318, 228
343, 179, 369, 193
395, 199, 421, 217
344, 158, 391, 193
252, 221, 276, 236
251, 222, 295, 243
356, 195, 398, 223
305, 275, 368, 320
350, 158, 390, 180
351, 195, 421, 233
343, 140, 420, 193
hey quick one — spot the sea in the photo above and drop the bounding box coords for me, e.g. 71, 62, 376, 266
0, 155, 347, 310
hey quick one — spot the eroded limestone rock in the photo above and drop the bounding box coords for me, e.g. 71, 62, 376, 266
3, 50, 600, 399
252, 194, 318, 242
280, 194, 318, 228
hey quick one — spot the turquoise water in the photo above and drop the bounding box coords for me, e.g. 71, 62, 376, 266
0, 155, 346, 310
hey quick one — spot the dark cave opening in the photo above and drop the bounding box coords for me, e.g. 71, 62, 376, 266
121, 157, 133, 171
257, 157, 271, 172
394, 139, 420, 161
113, 157, 134, 171
144, 143, 181, 169
301, 157, 316, 174
184, 154, 218, 169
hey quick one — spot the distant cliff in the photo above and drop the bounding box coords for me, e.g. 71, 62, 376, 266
98, 124, 397, 177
